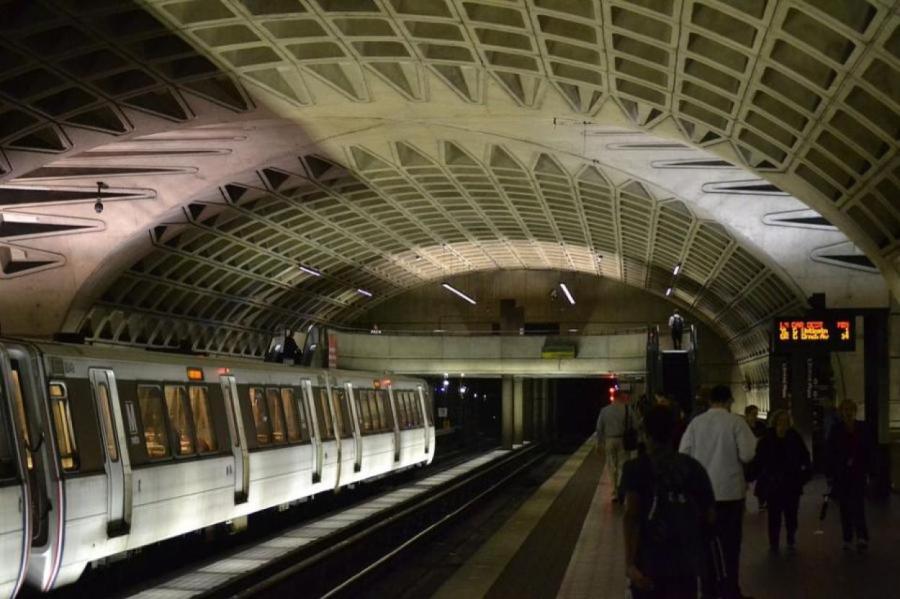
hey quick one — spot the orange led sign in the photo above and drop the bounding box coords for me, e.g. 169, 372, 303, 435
774, 317, 855, 352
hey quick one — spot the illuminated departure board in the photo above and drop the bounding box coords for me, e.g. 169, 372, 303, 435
773, 317, 855, 352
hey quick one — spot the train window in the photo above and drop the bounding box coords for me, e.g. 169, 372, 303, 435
249, 387, 270, 445
0, 380, 16, 481
97, 383, 119, 462
396, 392, 410, 429
222, 384, 240, 448
49, 383, 79, 471
376, 390, 392, 431
371, 391, 385, 432
315, 387, 334, 440
410, 394, 423, 427
9, 368, 33, 470
137, 386, 170, 459
296, 389, 311, 442
189, 387, 217, 454
265, 388, 286, 444
332, 388, 352, 437
164, 386, 196, 456
356, 390, 373, 433
280, 388, 302, 443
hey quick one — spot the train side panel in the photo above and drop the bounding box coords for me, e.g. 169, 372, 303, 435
0, 484, 26, 598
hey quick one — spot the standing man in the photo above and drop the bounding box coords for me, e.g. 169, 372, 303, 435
597, 392, 632, 502
668, 309, 685, 349
826, 400, 873, 552
679, 385, 757, 599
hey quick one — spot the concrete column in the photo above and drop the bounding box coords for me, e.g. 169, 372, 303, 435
523, 378, 534, 443
549, 379, 559, 440
513, 376, 524, 447
538, 378, 548, 440
502, 375, 514, 449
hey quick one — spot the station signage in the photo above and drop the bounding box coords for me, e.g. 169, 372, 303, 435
773, 316, 855, 352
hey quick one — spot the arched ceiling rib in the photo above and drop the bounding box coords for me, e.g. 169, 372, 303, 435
80, 140, 803, 364
134, 0, 900, 282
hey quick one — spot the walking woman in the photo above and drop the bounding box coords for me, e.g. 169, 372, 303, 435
755, 410, 811, 552
826, 400, 874, 552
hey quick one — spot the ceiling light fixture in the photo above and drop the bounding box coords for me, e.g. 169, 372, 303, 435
298, 265, 321, 277
559, 282, 575, 305
665, 287, 673, 297
673, 263, 681, 276
356, 288, 372, 297
442, 282, 476, 305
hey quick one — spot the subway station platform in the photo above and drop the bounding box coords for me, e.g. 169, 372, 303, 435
434, 439, 900, 599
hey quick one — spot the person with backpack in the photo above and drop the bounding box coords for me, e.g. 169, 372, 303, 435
754, 410, 811, 552
622, 404, 715, 598
668, 310, 685, 349
679, 385, 757, 599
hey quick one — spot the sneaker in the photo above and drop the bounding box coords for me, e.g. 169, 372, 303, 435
857, 540, 869, 553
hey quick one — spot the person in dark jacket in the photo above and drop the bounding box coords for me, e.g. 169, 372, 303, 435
826, 400, 874, 552
754, 410, 811, 552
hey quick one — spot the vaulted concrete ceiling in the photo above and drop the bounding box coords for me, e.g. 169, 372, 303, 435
0, 0, 897, 377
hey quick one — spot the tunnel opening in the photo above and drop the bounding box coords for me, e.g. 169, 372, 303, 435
555, 377, 618, 442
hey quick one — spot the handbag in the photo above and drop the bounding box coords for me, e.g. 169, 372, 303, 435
623, 405, 639, 451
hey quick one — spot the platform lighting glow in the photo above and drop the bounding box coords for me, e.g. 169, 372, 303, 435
460, 386, 467, 394
356, 288, 373, 297
673, 263, 681, 276
559, 282, 575, 305
443, 372, 449, 378
442, 282, 476, 305
666, 287, 673, 297
298, 265, 321, 277
568, 328, 579, 333
443, 379, 449, 387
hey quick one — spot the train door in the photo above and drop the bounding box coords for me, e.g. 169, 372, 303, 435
0, 345, 30, 597
417, 385, 431, 454
88, 369, 132, 536
219, 376, 248, 503
1, 344, 51, 549
386, 386, 400, 463
301, 380, 322, 483
324, 378, 342, 489
344, 383, 362, 473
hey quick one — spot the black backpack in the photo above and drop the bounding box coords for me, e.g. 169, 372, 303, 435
641, 454, 705, 577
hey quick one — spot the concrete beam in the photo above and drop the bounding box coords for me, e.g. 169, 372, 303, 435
331, 331, 645, 376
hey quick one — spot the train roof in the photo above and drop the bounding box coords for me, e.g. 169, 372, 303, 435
1, 337, 423, 385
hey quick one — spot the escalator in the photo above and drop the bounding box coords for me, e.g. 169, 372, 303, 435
646, 324, 699, 416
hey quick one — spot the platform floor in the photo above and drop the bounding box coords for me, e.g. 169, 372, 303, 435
435, 438, 900, 599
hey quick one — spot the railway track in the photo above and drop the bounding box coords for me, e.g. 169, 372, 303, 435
123, 444, 547, 599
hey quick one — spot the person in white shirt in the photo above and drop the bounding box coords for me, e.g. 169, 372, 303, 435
596, 393, 634, 502
679, 385, 757, 599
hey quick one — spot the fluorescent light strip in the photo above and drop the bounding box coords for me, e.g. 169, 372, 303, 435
298, 265, 321, 277
356, 288, 372, 297
442, 282, 476, 305
665, 287, 673, 297
559, 282, 575, 305
673, 263, 681, 276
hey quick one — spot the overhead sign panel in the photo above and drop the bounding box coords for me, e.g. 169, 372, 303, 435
773, 316, 855, 352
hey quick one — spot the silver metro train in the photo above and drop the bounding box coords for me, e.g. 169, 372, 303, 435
0, 338, 435, 596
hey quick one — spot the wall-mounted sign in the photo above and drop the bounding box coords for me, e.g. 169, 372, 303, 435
773, 316, 855, 352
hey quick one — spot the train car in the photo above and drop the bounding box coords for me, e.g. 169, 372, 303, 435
0, 338, 434, 595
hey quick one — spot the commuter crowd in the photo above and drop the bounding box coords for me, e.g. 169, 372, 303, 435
595, 387, 875, 599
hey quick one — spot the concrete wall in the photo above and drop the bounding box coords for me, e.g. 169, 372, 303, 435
351, 270, 741, 395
